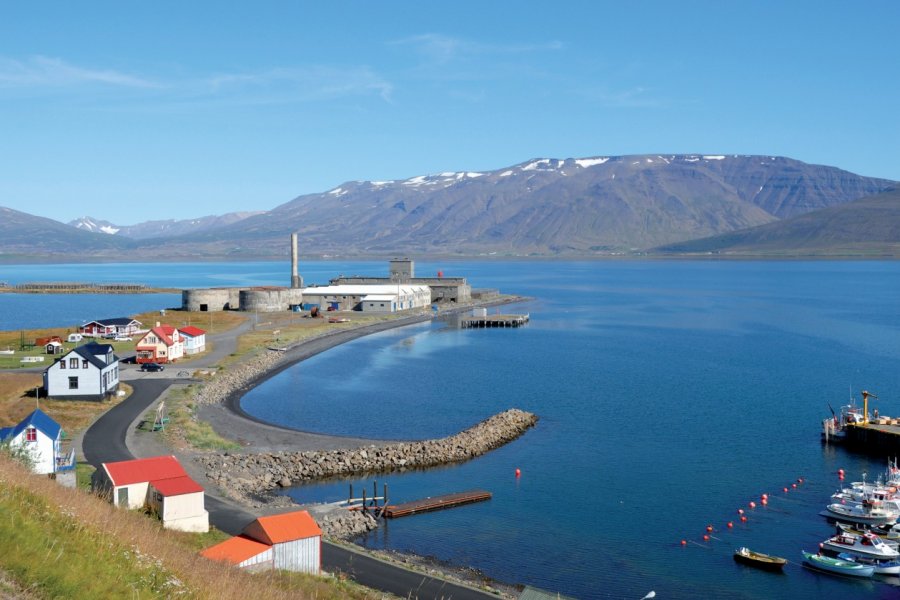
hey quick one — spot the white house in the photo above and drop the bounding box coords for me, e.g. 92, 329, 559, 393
0, 409, 75, 475
92, 455, 209, 532
42, 341, 120, 400
178, 326, 207, 355
301, 284, 432, 313
201, 510, 321, 573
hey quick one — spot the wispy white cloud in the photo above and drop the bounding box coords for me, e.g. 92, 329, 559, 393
585, 86, 662, 108
205, 66, 393, 103
0, 55, 159, 89
391, 33, 563, 64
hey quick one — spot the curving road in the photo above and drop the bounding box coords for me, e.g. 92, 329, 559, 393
83, 357, 501, 599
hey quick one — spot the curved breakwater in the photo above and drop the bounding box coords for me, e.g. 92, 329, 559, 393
198, 409, 538, 503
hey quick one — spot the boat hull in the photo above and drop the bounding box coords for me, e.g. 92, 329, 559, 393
802, 551, 875, 578
823, 504, 898, 526
733, 548, 786, 572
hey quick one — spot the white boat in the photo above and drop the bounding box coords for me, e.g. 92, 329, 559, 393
837, 523, 900, 549
825, 502, 898, 526
837, 553, 900, 575
822, 532, 900, 560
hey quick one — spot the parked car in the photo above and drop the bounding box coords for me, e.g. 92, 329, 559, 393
140, 363, 164, 372
102, 333, 117, 339
113, 336, 132, 342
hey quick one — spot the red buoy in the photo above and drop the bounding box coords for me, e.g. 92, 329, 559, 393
838, 469, 845, 476
703, 534, 710, 541
761, 494, 768, 501
727, 522, 734, 528
681, 540, 687, 546
761, 498, 768, 506
515, 468, 521, 477
749, 501, 756, 508
706, 525, 713, 532
738, 509, 744, 515
798, 477, 804, 483
792, 483, 797, 488
783, 487, 789, 492
740, 516, 748, 522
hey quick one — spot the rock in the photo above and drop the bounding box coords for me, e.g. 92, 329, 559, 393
278, 477, 292, 488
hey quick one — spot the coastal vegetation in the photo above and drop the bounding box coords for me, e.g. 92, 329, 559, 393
0, 455, 391, 599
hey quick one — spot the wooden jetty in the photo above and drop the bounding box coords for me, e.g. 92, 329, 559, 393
383, 489, 492, 518
460, 314, 529, 329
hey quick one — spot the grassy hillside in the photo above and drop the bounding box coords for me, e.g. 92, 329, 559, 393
652, 187, 900, 257
0, 456, 387, 599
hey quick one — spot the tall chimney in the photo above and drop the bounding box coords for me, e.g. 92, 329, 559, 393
290, 233, 302, 289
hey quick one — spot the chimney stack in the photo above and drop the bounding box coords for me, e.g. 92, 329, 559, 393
290, 233, 302, 289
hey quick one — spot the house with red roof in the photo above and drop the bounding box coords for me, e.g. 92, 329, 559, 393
135, 324, 183, 364
92, 455, 209, 532
178, 326, 207, 355
201, 510, 321, 574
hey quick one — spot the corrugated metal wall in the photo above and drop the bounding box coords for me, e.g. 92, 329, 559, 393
273, 537, 320, 574
239, 547, 273, 569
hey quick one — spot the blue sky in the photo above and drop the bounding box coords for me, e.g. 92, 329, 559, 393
1, 2, 898, 224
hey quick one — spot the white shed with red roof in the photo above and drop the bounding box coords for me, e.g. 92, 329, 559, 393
93, 455, 209, 532
178, 326, 207, 355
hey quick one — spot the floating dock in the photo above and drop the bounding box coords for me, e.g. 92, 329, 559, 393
383, 489, 492, 518
460, 314, 529, 329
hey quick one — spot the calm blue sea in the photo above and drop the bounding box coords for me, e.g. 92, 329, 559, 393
4, 260, 900, 598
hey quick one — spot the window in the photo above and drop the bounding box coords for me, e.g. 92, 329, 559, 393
69, 357, 78, 369
68, 376, 78, 390
25, 427, 37, 442
82, 360, 89, 369
60, 359, 66, 369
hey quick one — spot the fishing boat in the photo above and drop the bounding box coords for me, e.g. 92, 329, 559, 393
821, 532, 900, 560
802, 551, 875, 578
732, 547, 786, 571
837, 522, 900, 546
837, 553, 900, 575
824, 502, 898, 526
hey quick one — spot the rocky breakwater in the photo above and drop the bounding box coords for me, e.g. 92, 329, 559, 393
194, 348, 284, 406
198, 409, 538, 506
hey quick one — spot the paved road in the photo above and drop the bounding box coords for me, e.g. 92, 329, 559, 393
83, 369, 499, 600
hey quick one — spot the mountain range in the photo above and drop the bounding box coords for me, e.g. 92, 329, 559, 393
0, 154, 896, 261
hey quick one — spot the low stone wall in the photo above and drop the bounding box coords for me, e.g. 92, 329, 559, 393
319, 510, 379, 540
199, 409, 538, 504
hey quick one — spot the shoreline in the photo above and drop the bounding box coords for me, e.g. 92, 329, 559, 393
198, 296, 530, 452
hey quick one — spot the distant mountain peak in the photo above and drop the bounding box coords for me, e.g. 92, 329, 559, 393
68, 216, 120, 235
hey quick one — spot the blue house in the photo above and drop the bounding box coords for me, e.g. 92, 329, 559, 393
0, 409, 74, 475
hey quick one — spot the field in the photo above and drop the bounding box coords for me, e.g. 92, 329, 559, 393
0, 455, 391, 599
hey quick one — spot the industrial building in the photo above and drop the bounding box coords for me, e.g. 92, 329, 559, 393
330, 258, 472, 304
301, 283, 432, 313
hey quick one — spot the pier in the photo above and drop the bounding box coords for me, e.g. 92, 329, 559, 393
842, 423, 900, 454
461, 314, 529, 329
383, 489, 492, 518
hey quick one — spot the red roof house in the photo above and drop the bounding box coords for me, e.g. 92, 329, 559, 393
135, 325, 183, 364
201, 510, 321, 573
93, 455, 208, 532
178, 326, 207, 355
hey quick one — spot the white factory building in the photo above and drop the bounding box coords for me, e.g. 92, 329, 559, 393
301, 284, 431, 313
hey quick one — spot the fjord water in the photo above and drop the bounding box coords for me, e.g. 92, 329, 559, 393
4, 260, 899, 597
240, 261, 900, 599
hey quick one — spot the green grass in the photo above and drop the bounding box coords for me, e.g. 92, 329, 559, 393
0, 483, 191, 598
162, 386, 241, 451
76, 461, 95, 491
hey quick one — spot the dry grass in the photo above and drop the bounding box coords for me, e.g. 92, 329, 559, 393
131, 309, 248, 336
0, 372, 131, 436
0, 455, 394, 599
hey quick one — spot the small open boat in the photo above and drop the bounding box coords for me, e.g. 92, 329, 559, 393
733, 547, 786, 571
837, 552, 900, 575
802, 551, 875, 578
